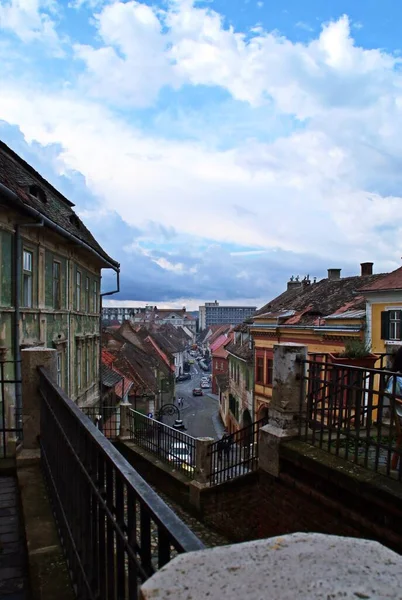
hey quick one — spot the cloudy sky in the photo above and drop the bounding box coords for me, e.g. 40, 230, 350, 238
1, 0, 401, 310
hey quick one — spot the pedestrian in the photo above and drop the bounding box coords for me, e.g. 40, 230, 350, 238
217, 430, 232, 463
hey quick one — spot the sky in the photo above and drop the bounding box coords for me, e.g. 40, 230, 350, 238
1, 0, 402, 311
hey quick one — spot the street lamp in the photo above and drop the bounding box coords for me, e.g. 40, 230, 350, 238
155, 403, 187, 430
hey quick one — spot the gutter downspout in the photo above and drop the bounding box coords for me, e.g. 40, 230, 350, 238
14, 220, 44, 420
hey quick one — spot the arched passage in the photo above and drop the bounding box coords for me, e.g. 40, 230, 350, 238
242, 408, 252, 429
258, 405, 269, 423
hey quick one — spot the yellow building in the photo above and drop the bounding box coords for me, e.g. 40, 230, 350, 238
250, 264, 387, 418
360, 267, 402, 355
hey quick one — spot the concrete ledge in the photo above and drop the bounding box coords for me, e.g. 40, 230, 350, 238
17, 454, 75, 600
140, 532, 402, 600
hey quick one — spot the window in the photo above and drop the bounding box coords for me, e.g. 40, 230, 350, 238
22, 250, 33, 307
86, 343, 90, 386
85, 276, 90, 312
53, 261, 61, 309
236, 364, 240, 384
93, 340, 98, 379
77, 345, 82, 391
57, 353, 62, 387
381, 310, 402, 341
76, 270, 81, 311
266, 358, 273, 386
245, 368, 250, 391
256, 357, 264, 384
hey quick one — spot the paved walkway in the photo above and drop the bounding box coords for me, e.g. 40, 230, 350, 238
0, 476, 29, 599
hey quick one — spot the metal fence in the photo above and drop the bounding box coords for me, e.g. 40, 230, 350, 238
0, 359, 22, 458
301, 358, 402, 481
128, 410, 196, 479
38, 367, 204, 599
82, 405, 120, 440
208, 417, 268, 486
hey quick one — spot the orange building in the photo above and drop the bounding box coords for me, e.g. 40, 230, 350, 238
250, 264, 385, 419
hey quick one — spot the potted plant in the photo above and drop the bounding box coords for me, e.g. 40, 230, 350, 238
328, 339, 378, 369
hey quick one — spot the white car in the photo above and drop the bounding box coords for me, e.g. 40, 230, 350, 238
167, 443, 193, 469
201, 381, 210, 389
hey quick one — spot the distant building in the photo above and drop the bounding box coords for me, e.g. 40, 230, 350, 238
103, 306, 197, 339
199, 301, 256, 329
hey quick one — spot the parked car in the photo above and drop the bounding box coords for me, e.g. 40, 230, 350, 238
192, 388, 203, 396
176, 373, 191, 382
201, 381, 210, 389
167, 443, 193, 472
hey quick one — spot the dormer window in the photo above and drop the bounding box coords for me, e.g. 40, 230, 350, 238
29, 184, 47, 203
69, 214, 80, 228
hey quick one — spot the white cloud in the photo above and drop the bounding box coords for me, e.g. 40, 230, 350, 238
1, 1, 402, 299
0, 0, 61, 47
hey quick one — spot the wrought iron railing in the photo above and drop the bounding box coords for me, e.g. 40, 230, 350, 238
300, 359, 402, 481
208, 417, 268, 486
82, 405, 120, 440
38, 368, 204, 599
128, 409, 196, 479
0, 359, 22, 458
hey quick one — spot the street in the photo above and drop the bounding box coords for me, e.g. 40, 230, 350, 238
163, 363, 223, 440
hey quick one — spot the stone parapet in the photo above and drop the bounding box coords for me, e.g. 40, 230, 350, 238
140, 532, 402, 600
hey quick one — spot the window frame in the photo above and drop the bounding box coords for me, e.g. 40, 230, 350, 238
76, 270, 81, 311
266, 358, 273, 386
22, 249, 33, 308
53, 260, 61, 310
85, 276, 90, 313
93, 280, 98, 312
256, 356, 264, 384
57, 352, 62, 387
77, 345, 82, 391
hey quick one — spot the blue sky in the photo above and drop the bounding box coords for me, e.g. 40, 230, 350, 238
1, 0, 402, 310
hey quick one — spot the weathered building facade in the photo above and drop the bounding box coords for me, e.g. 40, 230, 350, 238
0, 141, 119, 417
224, 326, 254, 433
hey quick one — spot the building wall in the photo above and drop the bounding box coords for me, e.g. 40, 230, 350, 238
226, 355, 253, 432
202, 305, 257, 327
0, 208, 102, 407
212, 355, 228, 395
365, 294, 402, 354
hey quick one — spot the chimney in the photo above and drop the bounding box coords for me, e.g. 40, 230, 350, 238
287, 279, 303, 291
327, 268, 341, 280
360, 262, 373, 276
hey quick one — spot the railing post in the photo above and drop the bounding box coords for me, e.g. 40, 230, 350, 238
259, 343, 307, 478
21, 347, 57, 449
119, 402, 132, 438
194, 437, 214, 484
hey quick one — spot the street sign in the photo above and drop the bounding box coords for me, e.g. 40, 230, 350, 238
148, 412, 153, 418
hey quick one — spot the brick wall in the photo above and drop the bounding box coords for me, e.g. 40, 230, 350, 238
200, 445, 402, 553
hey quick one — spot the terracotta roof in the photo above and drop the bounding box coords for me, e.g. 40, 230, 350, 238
0, 140, 118, 268
101, 349, 134, 398
208, 325, 232, 346
226, 339, 253, 362
210, 334, 229, 353
255, 273, 386, 326
101, 364, 122, 388
359, 267, 402, 292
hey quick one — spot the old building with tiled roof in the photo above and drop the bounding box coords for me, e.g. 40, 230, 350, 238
250, 263, 391, 420
0, 140, 119, 432
224, 327, 255, 432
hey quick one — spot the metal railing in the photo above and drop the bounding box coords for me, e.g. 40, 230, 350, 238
128, 410, 196, 479
208, 417, 268, 486
0, 359, 22, 458
82, 405, 120, 440
38, 368, 204, 599
300, 358, 402, 481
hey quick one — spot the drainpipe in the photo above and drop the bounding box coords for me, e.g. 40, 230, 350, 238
14, 220, 44, 418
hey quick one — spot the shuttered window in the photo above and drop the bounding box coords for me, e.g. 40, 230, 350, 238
381, 310, 402, 340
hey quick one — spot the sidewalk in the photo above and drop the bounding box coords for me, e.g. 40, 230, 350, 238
0, 475, 29, 599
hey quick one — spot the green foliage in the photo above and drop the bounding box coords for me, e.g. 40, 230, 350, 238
339, 338, 372, 359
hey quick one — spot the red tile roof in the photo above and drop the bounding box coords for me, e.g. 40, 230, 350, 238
359, 266, 402, 292
102, 349, 134, 398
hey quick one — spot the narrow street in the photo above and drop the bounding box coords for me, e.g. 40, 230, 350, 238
164, 363, 224, 440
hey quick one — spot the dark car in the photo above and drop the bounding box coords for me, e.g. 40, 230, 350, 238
176, 373, 191, 382
192, 388, 203, 396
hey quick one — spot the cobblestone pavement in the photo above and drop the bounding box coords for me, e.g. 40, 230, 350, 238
0, 475, 29, 599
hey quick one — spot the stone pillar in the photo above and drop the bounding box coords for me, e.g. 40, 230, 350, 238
21, 347, 57, 450
259, 343, 307, 477
194, 437, 214, 484
119, 402, 132, 438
